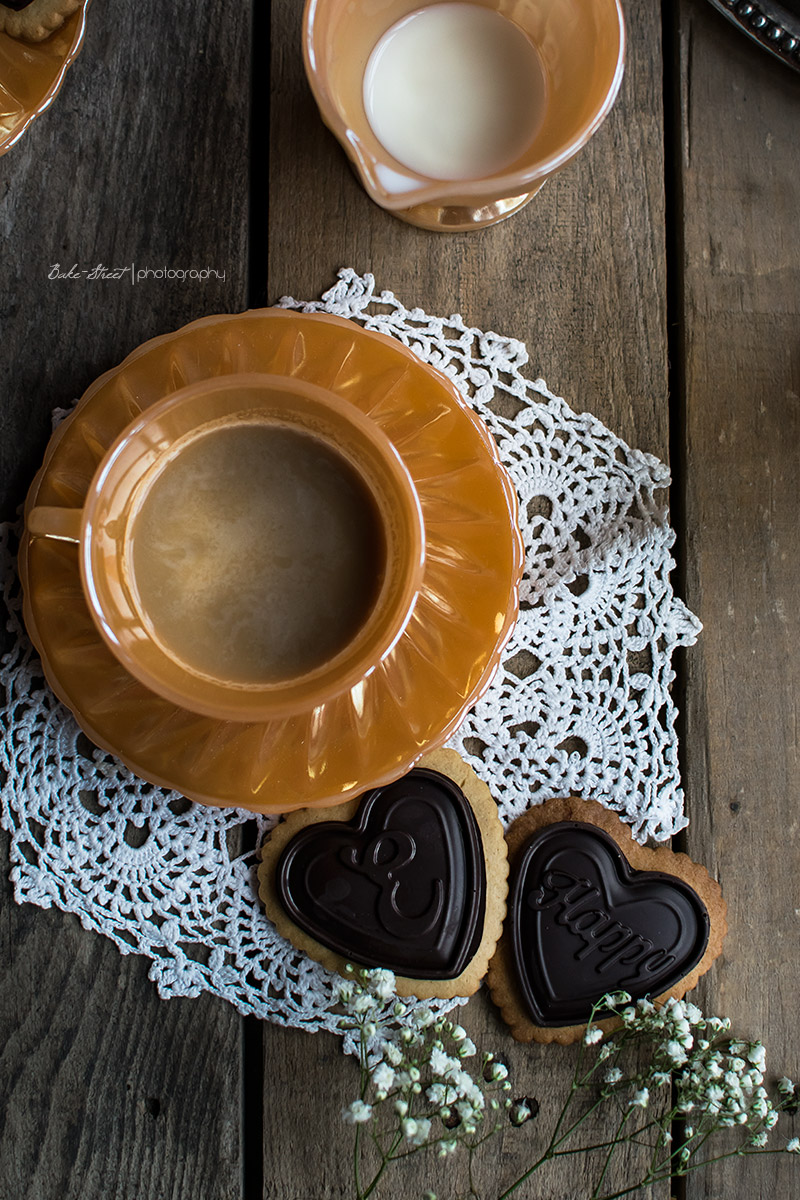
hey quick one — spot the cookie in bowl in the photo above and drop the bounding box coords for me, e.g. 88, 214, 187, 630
0, 0, 82, 41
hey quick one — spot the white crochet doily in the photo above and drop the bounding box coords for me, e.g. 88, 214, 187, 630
0, 270, 700, 1034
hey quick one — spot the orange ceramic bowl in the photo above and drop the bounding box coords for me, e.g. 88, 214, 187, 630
21, 310, 524, 812
0, 0, 89, 156
303, 0, 625, 230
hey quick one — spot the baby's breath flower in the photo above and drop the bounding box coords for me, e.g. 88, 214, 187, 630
427, 1083, 447, 1106
787, 1138, 800, 1154
450, 1024, 467, 1042
509, 1097, 538, 1126
604, 990, 632, 1008
400, 1117, 418, 1142
751, 1131, 769, 1148
663, 1040, 688, 1066
430, 1046, 459, 1078
748, 1043, 767, 1071
338, 982, 355, 1004
342, 1100, 373, 1125
652, 1071, 670, 1088
603, 1067, 623, 1085
455, 1099, 479, 1124
372, 1062, 395, 1098
597, 1044, 613, 1061
353, 993, 377, 1014
452, 1071, 485, 1109
584, 1025, 603, 1045
394, 1098, 408, 1117
778, 1076, 796, 1095
400, 1116, 431, 1146
629, 1088, 649, 1109
383, 1042, 404, 1067
367, 968, 396, 1000
457, 1037, 477, 1058
437, 1139, 457, 1158
489, 1061, 509, 1082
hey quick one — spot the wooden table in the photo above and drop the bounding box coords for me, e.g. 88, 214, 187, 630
1, 1, 798, 1196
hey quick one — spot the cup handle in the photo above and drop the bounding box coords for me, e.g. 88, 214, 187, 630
27, 506, 83, 544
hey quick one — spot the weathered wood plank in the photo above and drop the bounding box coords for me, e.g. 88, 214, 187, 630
0, 2, 251, 1197
264, 0, 671, 1196
676, 1, 800, 1194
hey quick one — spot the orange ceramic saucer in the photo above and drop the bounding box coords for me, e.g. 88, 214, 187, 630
0, 0, 89, 155
21, 309, 524, 813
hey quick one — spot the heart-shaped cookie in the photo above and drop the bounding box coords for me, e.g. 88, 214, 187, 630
487, 797, 727, 1043
278, 767, 486, 978
258, 748, 509, 998
511, 822, 710, 1026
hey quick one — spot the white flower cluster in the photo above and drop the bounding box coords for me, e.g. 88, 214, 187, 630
335, 965, 516, 1158
595, 993, 800, 1156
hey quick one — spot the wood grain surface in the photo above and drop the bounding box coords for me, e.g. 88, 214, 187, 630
0, 2, 250, 1199
1, 0, 798, 1197
675, 1, 800, 1196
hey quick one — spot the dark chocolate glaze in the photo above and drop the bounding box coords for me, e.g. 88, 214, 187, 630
510, 822, 710, 1026
277, 768, 486, 978
3, 1, 37, 11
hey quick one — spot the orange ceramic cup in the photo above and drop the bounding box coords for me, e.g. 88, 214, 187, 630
303, 0, 625, 231
26, 374, 425, 723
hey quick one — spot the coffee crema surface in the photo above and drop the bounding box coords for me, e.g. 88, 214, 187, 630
129, 421, 386, 685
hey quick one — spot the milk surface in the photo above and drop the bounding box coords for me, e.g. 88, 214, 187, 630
363, 3, 547, 182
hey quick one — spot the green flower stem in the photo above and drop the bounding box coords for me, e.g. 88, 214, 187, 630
354, 1125, 364, 1200
546, 1120, 661, 1159
590, 1106, 632, 1199
353, 1026, 367, 1200
589, 1146, 790, 1200
496, 1086, 635, 1199
360, 1130, 403, 1200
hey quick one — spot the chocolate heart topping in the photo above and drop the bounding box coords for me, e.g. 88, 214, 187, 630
277, 768, 486, 979
511, 822, 710, 1026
